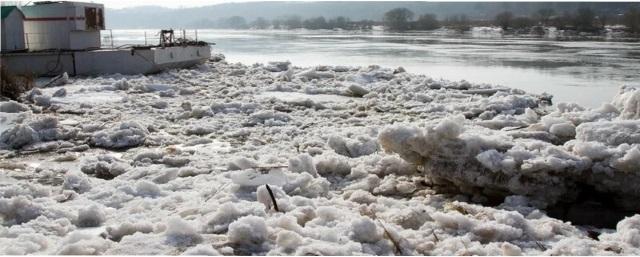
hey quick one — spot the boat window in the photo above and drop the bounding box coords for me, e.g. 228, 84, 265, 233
85, 7, 98, 30
97, 8, 104, 29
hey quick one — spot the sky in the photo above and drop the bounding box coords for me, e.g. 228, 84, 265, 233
2, 0, 253, 9
9, 0, 628, 10
14, 0, 566, 9
91, 0, 242, 9
91, 0, 376, 9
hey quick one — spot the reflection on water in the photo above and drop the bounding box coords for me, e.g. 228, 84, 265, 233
108, 29, 640, 108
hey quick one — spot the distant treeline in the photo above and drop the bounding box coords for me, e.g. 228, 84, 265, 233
382, 6, 640, 33
191, 16, 376, 30
193, 5, 640, 34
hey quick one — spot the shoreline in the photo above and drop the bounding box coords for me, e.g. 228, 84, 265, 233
104, 28, 640, 42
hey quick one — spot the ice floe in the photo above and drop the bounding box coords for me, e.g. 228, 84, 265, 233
1, 59, 639, 255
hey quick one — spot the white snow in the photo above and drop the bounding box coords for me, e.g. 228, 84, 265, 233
164, 217, 203, 246
76, 205, 105, 227
0, 101, 29, 113
228, 215, 268, 248
350, 217, 383, 243
105, 221, 153, 241
288, 154, 319, 177
56, 231, 111, 255
91, 121, 149, 149
1, 60, 639, 255
0, 124, 39, 149
612, 86, 640, 119
182, 244, 221, 255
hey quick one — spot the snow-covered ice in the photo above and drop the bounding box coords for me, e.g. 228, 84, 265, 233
1, 59, 640, 255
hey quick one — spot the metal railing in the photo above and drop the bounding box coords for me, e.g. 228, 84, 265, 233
100, 29, 115, 48
101, 29, 200, 48
22, 29, 201, 50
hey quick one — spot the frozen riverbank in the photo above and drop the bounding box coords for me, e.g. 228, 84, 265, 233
1, 58, 639, 255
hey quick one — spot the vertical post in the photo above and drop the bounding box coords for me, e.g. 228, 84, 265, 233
110, 29, 114, 48
183, 29, 186, 41
144, 31, 147, 45
25, 33, 29, 50
195, 29, 198, 42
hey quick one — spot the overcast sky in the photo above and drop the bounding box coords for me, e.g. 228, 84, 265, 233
18, 0, 430, 9
3, 0, 255, 9
12, 0, 588, 10
92, 0, 246, 9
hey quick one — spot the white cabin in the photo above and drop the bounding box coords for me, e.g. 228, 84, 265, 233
21, 1, 104, 51
1, 6, 26, 51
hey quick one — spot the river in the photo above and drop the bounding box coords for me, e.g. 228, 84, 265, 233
106, 29, 640, 108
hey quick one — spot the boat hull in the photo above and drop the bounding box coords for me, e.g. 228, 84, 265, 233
0, 45, 211, 76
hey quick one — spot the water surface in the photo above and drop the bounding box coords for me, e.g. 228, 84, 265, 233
107, 29, 640, 108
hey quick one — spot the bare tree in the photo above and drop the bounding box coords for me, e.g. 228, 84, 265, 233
284, 15, 303, 29
328, 16, 350, 30
495, 11, 514, 30
251, 17, 269, 30
623, 6, 640, 33
303, 17, 328, 30
415, 13, 440, 30
535, 8, 556, 25
444, 14, 470, 32
574, 7, 596, 32
383, 8, 414, 31
271, 18, 283, 30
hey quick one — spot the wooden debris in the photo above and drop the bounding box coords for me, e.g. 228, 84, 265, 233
265, 184, 280, 212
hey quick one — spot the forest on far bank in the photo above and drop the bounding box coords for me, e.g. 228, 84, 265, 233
201, 6, 640, 35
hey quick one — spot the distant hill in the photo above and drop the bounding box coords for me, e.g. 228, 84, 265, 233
105, 2, 636, 29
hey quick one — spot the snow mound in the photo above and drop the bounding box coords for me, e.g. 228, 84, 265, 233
575, 120, 640, 146
62, 171, 92, 193
314, 154, 352, 177
0, 115, 77, 150
379, 88, 640, 209
0, 196, 43, 224
211, 102, 257, 114
52, 88, 67, 97
264, 61, 291, 72
4, 60, 640, 255
33, 95, 51, 108
0, 124, 39, 149
76, 205, 105, 227
295, 68, 335, 80
350, 217, 383, 243
204, 202, 266, 234
165, 217, 203, 246
288, 154, 318, 177
56, 231, 111, 255
228, 215, 268, 249
248, 111, 291, 126
0, 101, 29, 113
612, 86, 640, 120
134, 180, 163, 197
182, 244, 221, 255
106, 221, 154, 241
91, 121, 149, 149
328, 135, 379, 158
81, 154, 130, 179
